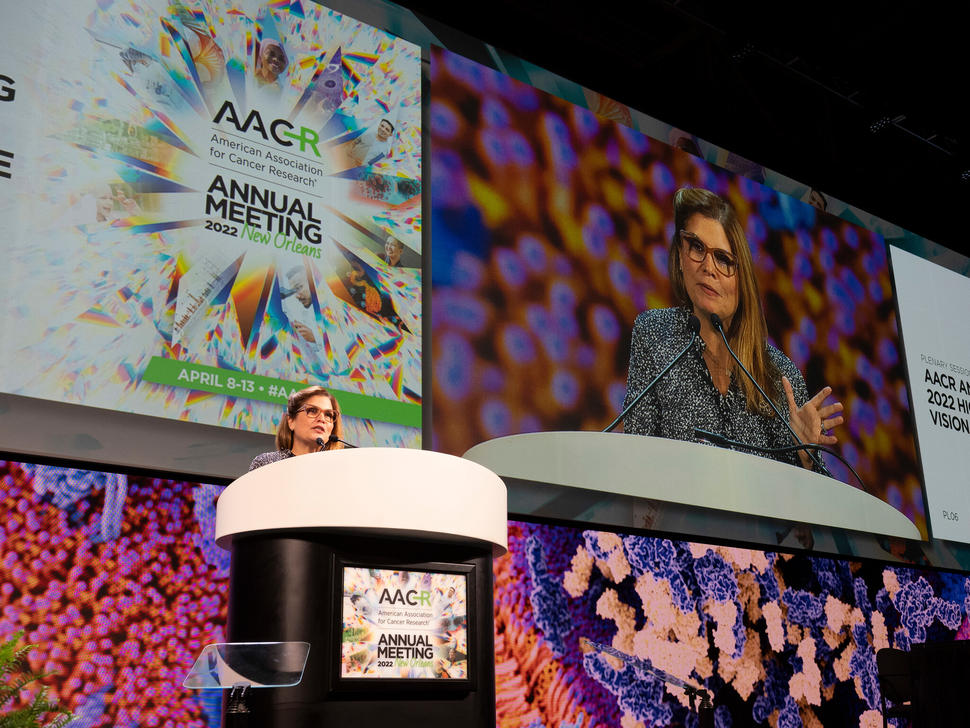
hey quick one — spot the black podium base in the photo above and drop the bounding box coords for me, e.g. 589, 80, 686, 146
224, 532, 496, 728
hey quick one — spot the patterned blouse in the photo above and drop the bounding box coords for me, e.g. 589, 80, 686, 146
248, 449, 295, 471
623, 307, 820, 470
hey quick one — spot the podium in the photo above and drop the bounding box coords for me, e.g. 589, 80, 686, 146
215, 448, 507, 727
463, 432, 920, 540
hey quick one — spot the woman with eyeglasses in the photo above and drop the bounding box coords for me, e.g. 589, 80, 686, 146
622, 187, 844, 470
249, 385, 345, 471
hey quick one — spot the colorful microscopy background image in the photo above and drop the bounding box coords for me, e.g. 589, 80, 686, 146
0, 460, 228, 727
494, 520, 970, 728
430, 47, 923, 532
1, 1, 421, 445
1, 456, 969, 727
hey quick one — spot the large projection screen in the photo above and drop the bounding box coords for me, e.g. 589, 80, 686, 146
0, 0, 422, 477
430, 46, 925, 541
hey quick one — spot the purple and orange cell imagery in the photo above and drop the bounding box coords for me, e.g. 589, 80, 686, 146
3, 460, 968, 727
0, 461, 228, 727
493, 520, 970, 728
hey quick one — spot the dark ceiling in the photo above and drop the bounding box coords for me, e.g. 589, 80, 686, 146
400, 0, 968, 257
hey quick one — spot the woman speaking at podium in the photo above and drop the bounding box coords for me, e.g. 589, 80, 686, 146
249, 385, 345, 471
623, 188, 844, 470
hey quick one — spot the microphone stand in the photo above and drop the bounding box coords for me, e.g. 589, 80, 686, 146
580, 638, 713, 728
603, 316, 700, 433
708, 314, 827, 472
318, 435, 358, 449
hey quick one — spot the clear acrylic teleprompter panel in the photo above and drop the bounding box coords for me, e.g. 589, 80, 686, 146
183, 642, 310, 689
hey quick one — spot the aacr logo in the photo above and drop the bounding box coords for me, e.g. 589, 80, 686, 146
212, 100, 320, 157
378, 589, 432, 606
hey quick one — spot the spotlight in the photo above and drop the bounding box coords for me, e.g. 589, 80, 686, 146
869, 117, 892, 133
730, 42, 756, 62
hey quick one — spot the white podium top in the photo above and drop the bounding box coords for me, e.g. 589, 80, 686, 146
463, 432, 921, 540
216, 448, 508, 554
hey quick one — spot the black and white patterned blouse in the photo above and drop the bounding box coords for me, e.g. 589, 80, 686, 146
623, 307, 817, 470
248, 449, 295, 471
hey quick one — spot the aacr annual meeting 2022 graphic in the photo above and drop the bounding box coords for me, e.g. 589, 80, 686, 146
0, 0, 422, 445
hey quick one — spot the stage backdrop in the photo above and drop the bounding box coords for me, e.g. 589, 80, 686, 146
0, 0, 422, 452
1, 458, 969, 727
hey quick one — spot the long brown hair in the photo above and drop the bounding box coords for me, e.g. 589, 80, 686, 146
667, 187, 780, 412
275, 385, 345, 451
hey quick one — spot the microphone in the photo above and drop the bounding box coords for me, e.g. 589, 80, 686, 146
708, 314, 826, 472
604, 315, 700, 433
318, 434, 358, 449
694, 428, 866, 491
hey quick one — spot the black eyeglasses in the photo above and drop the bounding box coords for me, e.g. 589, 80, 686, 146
296, 405, 338, 422
679, 230, 738, 277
